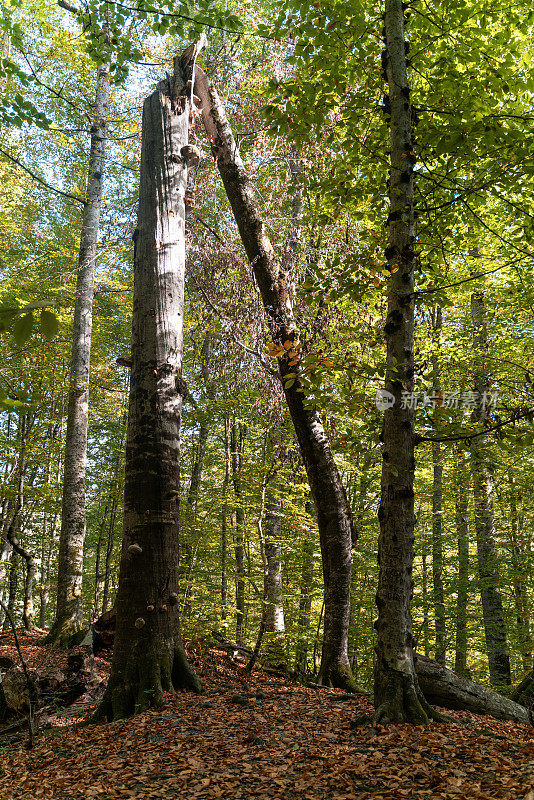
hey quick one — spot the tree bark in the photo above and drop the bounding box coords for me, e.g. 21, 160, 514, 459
430, 308, 446, 664
415, 654, 528, 725
230, 420, 246, 644
508, 479, 531, 671
374, 0, 431, 724
220, 418, 230, 628
3, 550, 18, 631
470, 290, 511, 686
94, 55, 202, 721
295, 501, 315, 675
194, 63, 357, 692
262, 486, 287, 669
454, 448, 470, 676
45, 61, 109, 648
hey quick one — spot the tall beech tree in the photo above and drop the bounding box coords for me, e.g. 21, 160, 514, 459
374, 0, 433, 724
194, 61, 357, 691
45, 59, 110, 647
470, 289, 511, 686
95, 47, 202, 721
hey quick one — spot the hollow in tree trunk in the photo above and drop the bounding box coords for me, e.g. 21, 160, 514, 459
94, 50, 202, 721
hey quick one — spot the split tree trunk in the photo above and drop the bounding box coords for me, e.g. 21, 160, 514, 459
374, 0, 431, 724
470, 290, 511, 686
46, 62, 109, 648
194, 62, 357, 691
95, 53, 202, 721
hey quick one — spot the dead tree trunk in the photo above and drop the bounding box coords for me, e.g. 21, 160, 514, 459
94, 47, 202, 721
415, 654, 528, 725
194, 61, 357, 692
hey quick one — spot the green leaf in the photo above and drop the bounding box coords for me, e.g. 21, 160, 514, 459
12, 312, 34, 345
40, 309, 59, 341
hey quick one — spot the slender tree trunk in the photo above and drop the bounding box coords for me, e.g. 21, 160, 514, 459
93, 502, 109, 619
220, 418, 230, 627
3, 550, 18, 630
95, 52, 202, 721
374, 0, 431, 723
431, 308, 446, 664
230, 420, 246, 644
421, 527, 430, 657
470, 290, 511, 686
295, 501, 316, 675
509, 480, 531, 670
101, 496, 118, 614
195, 64, 357, 691
46, 62, 109, 647
454, 448, 470, 677
262, 486, 287, 669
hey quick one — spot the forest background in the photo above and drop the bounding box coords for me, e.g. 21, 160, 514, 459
1, 0, 534, 702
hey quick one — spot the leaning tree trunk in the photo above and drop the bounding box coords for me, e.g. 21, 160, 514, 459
374, 0, 432, 724
194, 62, 357, 692
45, 62, 109, 648
470, 290, 511, 686
94, 53, 202, 722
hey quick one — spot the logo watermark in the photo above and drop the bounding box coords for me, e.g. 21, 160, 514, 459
374, 389, 499, 411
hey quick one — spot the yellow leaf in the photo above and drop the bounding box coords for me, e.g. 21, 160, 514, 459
283, 340, 292, 350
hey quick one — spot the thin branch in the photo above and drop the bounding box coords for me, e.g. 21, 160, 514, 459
417, 408, 534, 444
0, 147, 85, 205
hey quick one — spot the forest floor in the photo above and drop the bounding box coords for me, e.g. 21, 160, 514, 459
1, 630, 533, 800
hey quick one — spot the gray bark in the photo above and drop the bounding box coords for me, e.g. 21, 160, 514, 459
374, 0, 430, 723
46, 61, 109, 647
415, 654, 528, 725
95, 53, 201, 721
262, 486, 286, 669
470, 291, 511, 685
230, 420, 246, 644
195, 63, 357, 692
221, 418, 230, 626
509, 480, 531, 670
454, 448, 470, 676
294, 513, 315, 675
431, 308, 446, 664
